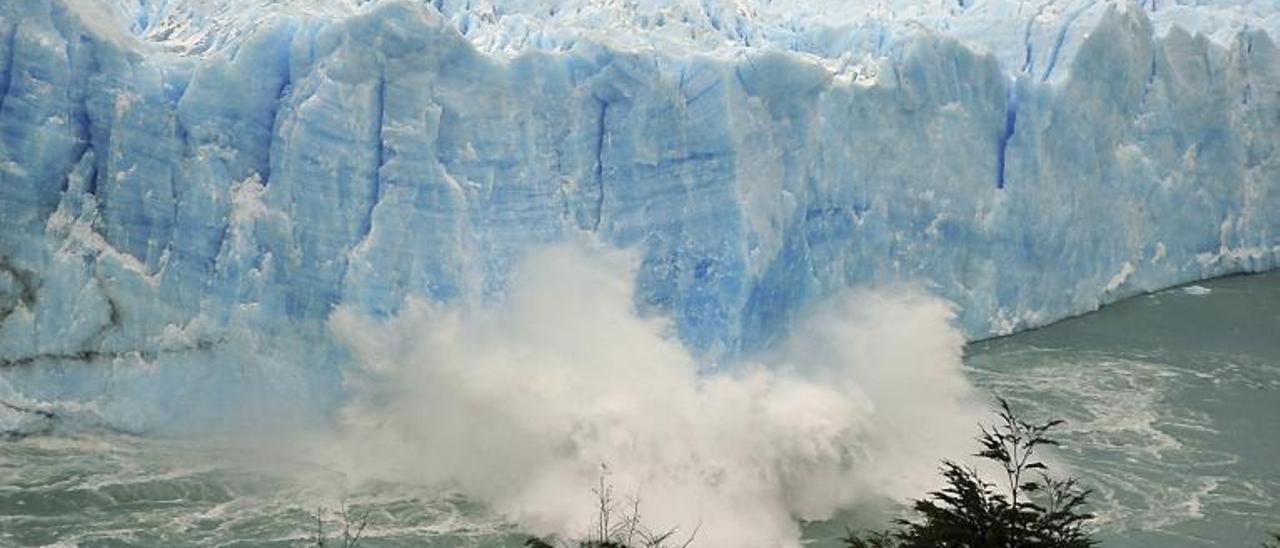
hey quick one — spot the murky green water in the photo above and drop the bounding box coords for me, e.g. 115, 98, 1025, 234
2, 273, 1277, 547
963, 272, 1280, 547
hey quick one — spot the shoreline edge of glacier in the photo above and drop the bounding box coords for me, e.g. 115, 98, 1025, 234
1, 0, 1277, 432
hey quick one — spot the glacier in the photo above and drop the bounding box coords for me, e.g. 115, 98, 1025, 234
1, 0, 1279, 433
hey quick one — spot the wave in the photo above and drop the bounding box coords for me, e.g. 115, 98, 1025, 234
323, 242, 986, 547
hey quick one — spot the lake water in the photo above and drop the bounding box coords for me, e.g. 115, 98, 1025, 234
2, 273, 1277, 546
963, 272, 1280, 547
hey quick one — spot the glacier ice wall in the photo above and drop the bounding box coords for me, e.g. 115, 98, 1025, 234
1, 0, 1278, 430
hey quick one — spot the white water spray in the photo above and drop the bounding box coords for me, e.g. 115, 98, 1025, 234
328, 244, 985, 547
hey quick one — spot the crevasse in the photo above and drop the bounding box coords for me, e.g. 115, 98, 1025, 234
0, 0, 1277, 432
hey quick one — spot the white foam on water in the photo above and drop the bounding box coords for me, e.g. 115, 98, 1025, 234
966, 349, 1241, 532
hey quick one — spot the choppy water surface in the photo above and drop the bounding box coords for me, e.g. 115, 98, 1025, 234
963, 272, 1280, 547
0, 435, 514, 546
2, 273, 1277, 547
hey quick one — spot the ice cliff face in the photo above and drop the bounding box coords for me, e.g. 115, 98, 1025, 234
1, 0, 1278, 430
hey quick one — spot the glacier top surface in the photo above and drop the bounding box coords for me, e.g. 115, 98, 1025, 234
100, 0, 1280, 81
